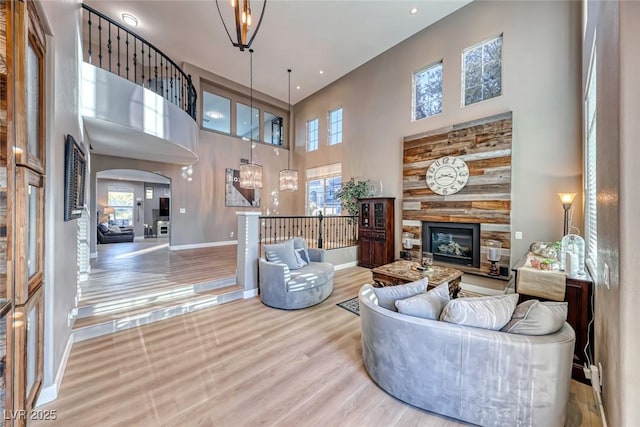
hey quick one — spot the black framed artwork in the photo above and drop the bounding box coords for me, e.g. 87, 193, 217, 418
64, 134, 87, 221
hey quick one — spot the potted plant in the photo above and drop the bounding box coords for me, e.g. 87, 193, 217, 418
335, 178, 369, 217
540, 259, 554, 271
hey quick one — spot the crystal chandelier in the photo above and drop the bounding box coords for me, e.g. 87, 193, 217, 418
279, 69, 298, 191
216, 0, 267, 52
239, 49, 263, 189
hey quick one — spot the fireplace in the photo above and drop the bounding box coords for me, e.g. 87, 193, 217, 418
422, 221, 480, 268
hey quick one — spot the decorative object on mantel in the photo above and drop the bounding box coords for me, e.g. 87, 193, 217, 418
558, 192, 577, 236
486, 239, 502, 276
560, 234, 586, 277
335, 178, 369, 216
517, 254, 566, 301
402, 232, 414, 260
215, 0, 267, 52
279, 69, 298, 192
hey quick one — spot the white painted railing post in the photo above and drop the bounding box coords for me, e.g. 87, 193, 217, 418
236, 212, 261, 297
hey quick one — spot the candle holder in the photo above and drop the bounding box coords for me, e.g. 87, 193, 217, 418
486, 240, 502, 276
402, 232, 414, 261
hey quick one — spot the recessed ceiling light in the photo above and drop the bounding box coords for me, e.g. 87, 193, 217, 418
122, 13, 139, 27
206, 111, 224, 119
319, 70, 324, 74
296, 85, 301, 90
410, 8, 418, 15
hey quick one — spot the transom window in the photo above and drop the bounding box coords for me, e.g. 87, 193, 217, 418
328, 107, 343, 145
307, 118, 319, 152
413, 61, 443, 120
107, 186, 134, 226
462, 35, 502, 106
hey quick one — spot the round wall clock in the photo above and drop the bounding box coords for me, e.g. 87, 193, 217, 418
426, 156, 469, 195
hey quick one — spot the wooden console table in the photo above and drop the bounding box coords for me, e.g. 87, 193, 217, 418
371, 260, 463, 298
512, 255, 594, 384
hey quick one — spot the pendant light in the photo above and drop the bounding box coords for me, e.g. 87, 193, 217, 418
239, 48, 263, 189
279, 68, 298, 191
215, 0, 267, 52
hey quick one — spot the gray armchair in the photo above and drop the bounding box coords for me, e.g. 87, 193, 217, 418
259, 246, 334, 310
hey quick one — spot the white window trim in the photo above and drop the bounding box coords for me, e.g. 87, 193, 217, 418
412, 60, 443, 121
461, 34, 503, 107
305, 163, 342, 215
306, 117, 319, 152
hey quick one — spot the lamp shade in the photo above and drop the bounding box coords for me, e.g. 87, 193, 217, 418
279, 169, 298, 192
103, 207, 115, 215
239, 163, 263, 189
558, 193, 576, 205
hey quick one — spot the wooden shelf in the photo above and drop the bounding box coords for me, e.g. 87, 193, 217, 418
434, 260, 513, 282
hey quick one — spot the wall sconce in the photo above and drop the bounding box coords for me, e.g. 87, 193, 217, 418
558, 193, 576, 236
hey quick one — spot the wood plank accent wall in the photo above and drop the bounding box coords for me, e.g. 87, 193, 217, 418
402, 112, 512, 275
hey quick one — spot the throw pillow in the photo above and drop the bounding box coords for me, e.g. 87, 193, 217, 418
501, 300, 568, 335
108, 225, 122, 233
294, 249, 308, 268
395, 282, 450, 320
264, 240, 299, 270
98, 223, 109, 233
371, 278, 428, 311
440, 293, 519, 331
295, 248, 309, 265
293, 237, 311, 264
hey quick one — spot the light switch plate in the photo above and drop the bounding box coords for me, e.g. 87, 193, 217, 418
515, 231, 523, 240
180, 208, 186, 214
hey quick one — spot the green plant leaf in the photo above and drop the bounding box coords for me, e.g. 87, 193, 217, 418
334, 178, 369, 216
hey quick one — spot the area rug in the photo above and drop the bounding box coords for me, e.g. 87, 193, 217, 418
336, 297, 360, 316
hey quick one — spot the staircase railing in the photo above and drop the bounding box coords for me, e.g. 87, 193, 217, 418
81, 4, 197, 120
259, 213, 358, 253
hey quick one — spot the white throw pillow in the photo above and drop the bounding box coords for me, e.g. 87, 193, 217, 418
395, 282, 450, 320
108, 225, 121, 233
371, 278, 428, 311
440, 293, 519, 331
294, 249, 308, 268
501, 300, 568, 335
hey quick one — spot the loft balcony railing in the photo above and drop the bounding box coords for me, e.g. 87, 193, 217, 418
81, 3, 197, 120
259, 213, 359, 254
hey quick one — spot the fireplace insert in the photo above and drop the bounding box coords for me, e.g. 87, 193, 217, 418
422, 221, 480, 268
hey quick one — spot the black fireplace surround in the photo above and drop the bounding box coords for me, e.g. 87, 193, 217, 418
422, 221, 480, 268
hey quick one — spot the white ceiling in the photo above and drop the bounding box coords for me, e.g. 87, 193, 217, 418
84, 0, 472, 104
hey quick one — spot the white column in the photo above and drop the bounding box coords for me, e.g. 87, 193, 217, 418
236, 212, 261, 296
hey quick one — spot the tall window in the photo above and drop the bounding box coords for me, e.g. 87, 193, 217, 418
264, 112, 283, 145
236, 102, 259, 140
328, 107, 343, 145
107, 186, 134, 226
462, 35, 502, 106
585, 51, 597, 276
413, 61, 443, 120
202, 91, 231, 133
306, 163, 342, 215
307, 118, 319, 152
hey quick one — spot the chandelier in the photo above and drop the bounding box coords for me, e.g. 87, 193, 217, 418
216, 0, 267, 51
239, 49, 263, 189
279, 69, 298, 191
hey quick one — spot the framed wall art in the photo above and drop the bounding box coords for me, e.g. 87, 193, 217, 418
225, 168, 260, 207
64, 134, 87, 221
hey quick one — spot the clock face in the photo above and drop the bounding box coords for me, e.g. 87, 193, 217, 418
426, 156, 469, 195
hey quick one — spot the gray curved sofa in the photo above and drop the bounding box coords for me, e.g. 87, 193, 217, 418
358, 284, 575, 427
259, 248, 334, 309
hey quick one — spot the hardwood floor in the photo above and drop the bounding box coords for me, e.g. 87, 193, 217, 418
35, 267, 601, 427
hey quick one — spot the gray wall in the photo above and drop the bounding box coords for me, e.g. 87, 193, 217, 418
40, 0, 83, 395
292, 0, 582, 263
143, 182, 171, 229
586, 1, 640, 425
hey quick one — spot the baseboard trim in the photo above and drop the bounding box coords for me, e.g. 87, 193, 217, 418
170, 240, 237, 251
134, 236, 145, 241
36, 332, 74, 407
334, 261, 358, 271
243, 288, 258, 298
90, 252, 97, 259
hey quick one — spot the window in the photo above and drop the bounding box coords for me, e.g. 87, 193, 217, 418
584, 50, 597, 276
145, 187, 153, 199
236, 102, 259, 140
306, 163, 342, 215
462, 35, 502, 106
413, 61, 443, 120
107, 186, 134, 226
264, 112, 283, 145
328, 107, 343, 145
202, 91, 231, 133
307, 118, 319, 152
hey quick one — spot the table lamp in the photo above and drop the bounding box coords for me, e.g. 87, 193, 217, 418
486, 239, 502, 276
558, 193, 576, 236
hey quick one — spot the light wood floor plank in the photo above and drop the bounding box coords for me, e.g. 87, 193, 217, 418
35, 267, 601, 427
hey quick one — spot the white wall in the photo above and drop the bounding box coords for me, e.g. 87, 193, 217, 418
39, 0, 83, 402
293, 0, 582, 263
